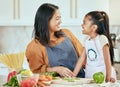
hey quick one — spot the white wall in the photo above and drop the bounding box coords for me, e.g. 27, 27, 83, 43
0, 26, 33, 53
0, 25, 120, 53
0, 26, 86, 53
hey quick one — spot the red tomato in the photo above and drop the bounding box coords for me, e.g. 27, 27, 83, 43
20, 77, 37, 87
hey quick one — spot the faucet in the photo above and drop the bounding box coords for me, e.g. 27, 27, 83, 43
116, 34, 120, 41
115, 34, 120, 49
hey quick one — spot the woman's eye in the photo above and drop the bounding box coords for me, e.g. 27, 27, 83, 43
56, 16, 61, 20
56, 18, 59, 20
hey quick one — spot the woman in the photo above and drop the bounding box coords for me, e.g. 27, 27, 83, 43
25, 3, 85, 86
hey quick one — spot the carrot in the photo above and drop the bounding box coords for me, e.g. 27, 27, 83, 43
45, 75, 52, 81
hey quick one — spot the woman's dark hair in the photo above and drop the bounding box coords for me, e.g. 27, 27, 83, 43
33, 3, 64, 46
85, 11, 114, 65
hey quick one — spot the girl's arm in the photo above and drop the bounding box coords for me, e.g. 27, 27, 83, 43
103, 44, 112, 82
73, 48, 86, 76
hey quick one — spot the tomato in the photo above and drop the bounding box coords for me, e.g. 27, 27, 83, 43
20, 77, 37, 87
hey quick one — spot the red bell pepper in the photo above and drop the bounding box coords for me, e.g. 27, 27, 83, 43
7, 70, 17, 82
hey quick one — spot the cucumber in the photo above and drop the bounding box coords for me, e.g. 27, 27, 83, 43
18, 69, 28, 74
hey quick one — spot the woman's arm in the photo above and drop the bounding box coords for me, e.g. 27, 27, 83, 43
25, 40, 49, 73
26, 40, 74, 77
73, 48, 86, 76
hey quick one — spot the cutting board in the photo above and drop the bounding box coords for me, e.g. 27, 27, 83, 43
52, 77, 94, 85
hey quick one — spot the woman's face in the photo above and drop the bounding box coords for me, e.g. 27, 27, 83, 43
49, 9, 61, 33
81, 16, 94, 35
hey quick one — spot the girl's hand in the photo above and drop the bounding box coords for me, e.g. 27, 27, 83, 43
106, 77, 116, 83
110, 77, 116, 83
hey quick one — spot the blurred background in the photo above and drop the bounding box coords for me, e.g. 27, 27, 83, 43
0, 0, 120, 79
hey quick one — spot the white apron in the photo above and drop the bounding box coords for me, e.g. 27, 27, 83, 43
84, 35, 116, 80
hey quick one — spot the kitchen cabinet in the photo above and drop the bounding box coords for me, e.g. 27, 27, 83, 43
0, 0, 109, 26
77, 0, 109, 25
109, 0, 120, 25
0, 0, 72, 26
20, 0, 109, 25
0, 0, 22, 26
19, 0, 71, 26
0, 0, 14, 25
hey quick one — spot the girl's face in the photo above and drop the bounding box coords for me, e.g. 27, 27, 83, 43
49, 9, 61, 33
81, 16, 95, 35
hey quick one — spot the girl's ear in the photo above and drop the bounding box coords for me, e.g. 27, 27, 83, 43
92, 24, 98, 32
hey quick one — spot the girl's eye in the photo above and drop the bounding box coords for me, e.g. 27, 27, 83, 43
56, 18, 59, 20
82, 20, 86, 24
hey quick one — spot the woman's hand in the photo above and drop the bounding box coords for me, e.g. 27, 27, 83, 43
54, 66, 75, 77
47, 66, 75, 77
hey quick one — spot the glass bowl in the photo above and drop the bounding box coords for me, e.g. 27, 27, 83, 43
17, 74, 39, 87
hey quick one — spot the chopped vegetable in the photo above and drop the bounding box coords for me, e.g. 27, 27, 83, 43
39, 75, 52, 81
18, 69, 32, 76
52, 77, 61, 80
63, 77, 80, 82
41, 72, 59, 77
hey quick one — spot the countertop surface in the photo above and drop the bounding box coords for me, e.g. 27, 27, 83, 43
0, 82, 120, 87
50, 81, 120, 87
0, 75, 120, 87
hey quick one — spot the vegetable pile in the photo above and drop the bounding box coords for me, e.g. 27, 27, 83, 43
40, 72, 59, 77
3, 70, 20, 87
39, 75, 52, 84
3, 69, 36, 87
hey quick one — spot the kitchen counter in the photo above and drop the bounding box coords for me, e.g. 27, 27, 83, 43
50, 82, 120, 87
0, 75, 120, 87
0, 81, 120, 87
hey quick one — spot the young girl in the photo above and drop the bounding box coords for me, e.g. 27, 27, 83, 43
73, 11, 116, 82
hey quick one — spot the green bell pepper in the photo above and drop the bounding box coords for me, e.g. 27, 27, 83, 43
93, 72, 105, 84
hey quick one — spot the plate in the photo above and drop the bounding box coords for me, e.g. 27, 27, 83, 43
52, 77, 94, 85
